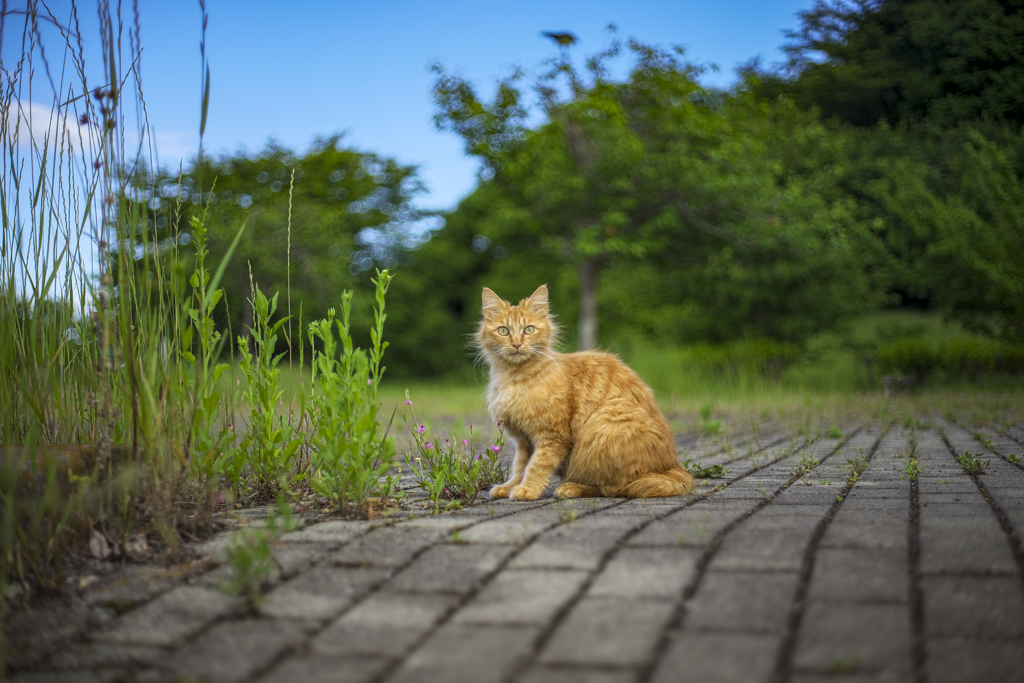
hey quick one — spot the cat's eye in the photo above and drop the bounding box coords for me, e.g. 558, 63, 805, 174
497, 326, 510, 336
524, 325, 536, 334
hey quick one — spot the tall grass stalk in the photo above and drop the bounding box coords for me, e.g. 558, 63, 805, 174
0, 2, 399, 598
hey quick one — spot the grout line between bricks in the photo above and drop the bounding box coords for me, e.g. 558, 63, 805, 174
507, 430, 841, 683
937, 425, 1024, 597
634, 428, 865, 683
363, 496, 638, 683
769, 426, 887, 683
908, 462, 926, 683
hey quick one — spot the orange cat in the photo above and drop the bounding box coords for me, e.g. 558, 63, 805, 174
478, 284, 694, 500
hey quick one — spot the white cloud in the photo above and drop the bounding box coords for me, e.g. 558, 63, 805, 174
5, 99, 97, 158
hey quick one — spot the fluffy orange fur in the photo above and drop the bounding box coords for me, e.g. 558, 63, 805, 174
478, 284, 694, 501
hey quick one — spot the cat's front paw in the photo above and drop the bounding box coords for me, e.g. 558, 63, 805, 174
509, 485, 541, 501
489, 484, 511, 499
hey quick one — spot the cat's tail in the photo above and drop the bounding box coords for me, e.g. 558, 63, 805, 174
620, 464, 694, 499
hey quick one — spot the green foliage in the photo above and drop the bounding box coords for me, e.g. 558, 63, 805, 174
403, 406, 508, 513
827, 425, 844, 439
682, 459, 729, 479
235, 285, 303, 496
221, 499, 299, 609
790, 452, 821, 477
955, 451, 990, 476
901, 458, 924, 481
876, 335, 1024, 382
306, 270, 400, 509
431, 37, 876, 351
763, 0, 1024, 129
839, 448, 870, 484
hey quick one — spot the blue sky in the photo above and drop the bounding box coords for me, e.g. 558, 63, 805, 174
14, 0, 812, 211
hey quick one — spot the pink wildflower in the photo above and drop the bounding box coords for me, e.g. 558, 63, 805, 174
418, 425, 426, 434
491, 445, 501, 453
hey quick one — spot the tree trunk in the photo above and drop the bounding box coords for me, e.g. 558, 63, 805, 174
578, 257, 598, 350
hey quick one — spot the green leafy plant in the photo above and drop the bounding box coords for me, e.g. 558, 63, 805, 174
901, 458, 924, 481
306, 270, 400, 511
221, 499, 299, 609
956, 451, 990, 476
1007, 454, 1020, 464
789, 452, 820, 477
840, 448, 870, 484
404, 402, 508, 513
698, 405, 723, 435
683, 459, 729, 479
826, 425, 844, 439
235, 283, 303, 497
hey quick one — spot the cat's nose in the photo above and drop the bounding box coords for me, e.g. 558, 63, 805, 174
512, 343, 521, 350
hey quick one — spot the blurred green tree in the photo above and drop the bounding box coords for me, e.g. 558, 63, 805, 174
752, 0, 1024, 128
431, 36, 877, 351
130, 136, 423, 355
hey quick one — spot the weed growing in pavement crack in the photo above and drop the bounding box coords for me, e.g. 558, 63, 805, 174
956, 451, 990, 476
827, 425, 844, 439
1008, 454, 1021, 464
221, 499, 299, 610
789, 452, 820, 477
840, 448, 870, 485
683, 459, 729, 478
754, 483, 771, 500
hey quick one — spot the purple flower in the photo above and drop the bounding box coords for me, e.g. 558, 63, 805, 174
426, 441, 433, 449
367, 378, 372, 386
497, 422, 502, 429
462, 439, 468, 447
491, 445, 501, 453
418, 425, 425, 434
405, 400, 412, 405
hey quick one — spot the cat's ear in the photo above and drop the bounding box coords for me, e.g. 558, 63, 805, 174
481, 287, 506, 318
525, 284, 549, 313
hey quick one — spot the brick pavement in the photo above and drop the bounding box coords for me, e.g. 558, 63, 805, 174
6, 422, 1024, 683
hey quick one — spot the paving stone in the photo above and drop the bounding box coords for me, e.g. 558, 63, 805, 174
626, 508, 738, 547
708, 517, 820, 572
508, 530, 621, 571
539, 597, 674, 666
924, 638, 1024, 683
8, 672, 110, 683
922, 576, 1024, 638
256, 654, 389, 683
684, 570, 799, 634
97, 585, 241, 647
259, 566, 389, 621
279, 519, 376, 544
3, 603, 114, 669
332, 525, 444, 567
820, 520, 907, 550
269, 542, 328, 578
756, 503, 833, 517
168, 618, 306, 683
314, 592, 458, 657
916, 502, 992, 516
517, 667, 638, 683
918, 515, 1017, 574
387, 623, 539, 683
597, 504, 690, 518
807, 547, 908, 602
388, 543, 515, 593
398, 515, 478, 532
81, 564, 202, 611
650, 632, 781, 683
588, 547, 700, 599
793, 602, 910, 676
49, 643, 166, 671
457, 508, 564, 544
453, 568, 588, 624
772, 487, 845, 505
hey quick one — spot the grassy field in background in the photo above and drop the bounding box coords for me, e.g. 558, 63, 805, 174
270, 309, 1023, 440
